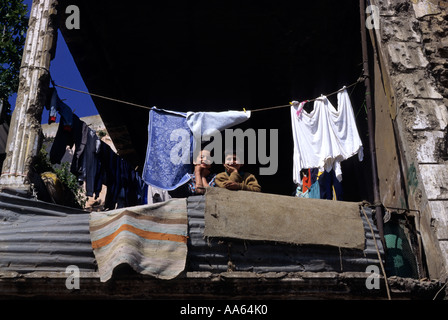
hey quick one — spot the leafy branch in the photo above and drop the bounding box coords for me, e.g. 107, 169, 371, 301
0, 0, 28, 121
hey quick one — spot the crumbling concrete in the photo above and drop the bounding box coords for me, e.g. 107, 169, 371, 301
0, 271, 443, 300
372, 0, 448, 281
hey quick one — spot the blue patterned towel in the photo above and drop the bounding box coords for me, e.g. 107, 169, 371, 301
143, 108, 251, 190
143, 108, 192, 190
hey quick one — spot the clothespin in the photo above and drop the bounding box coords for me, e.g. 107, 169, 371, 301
243, 108, 246, 113
292, 100, 307, 118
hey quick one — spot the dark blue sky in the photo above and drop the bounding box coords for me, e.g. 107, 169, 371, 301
9, 0, 99, 124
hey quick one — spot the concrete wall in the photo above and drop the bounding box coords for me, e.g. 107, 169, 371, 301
372, 0, 448, 280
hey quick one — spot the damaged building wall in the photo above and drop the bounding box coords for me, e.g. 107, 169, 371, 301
418, 1, 448, 281
372, 0, 448, 280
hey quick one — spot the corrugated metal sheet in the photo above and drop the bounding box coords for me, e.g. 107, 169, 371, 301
186, 195, 385, 273
0, 192, 97, 273
0, 192, 384, 275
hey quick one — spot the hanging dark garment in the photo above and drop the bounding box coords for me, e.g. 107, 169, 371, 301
51, 116, 146, 209
98, 142, 120, 210
318, 169, 343, 200
82, 128, 101, 197
50, 114, 89, 180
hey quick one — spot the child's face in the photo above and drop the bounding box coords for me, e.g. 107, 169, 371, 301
224, 154, 243, 171
194, 150, 212, 169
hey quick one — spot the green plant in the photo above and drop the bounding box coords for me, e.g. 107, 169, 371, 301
33, 146, 54, 174
34, 145, 86, 209
0, 0, 28, 120
54, 162, 86, 209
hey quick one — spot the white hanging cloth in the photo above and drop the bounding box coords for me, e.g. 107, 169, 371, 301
290, 87, 364, 185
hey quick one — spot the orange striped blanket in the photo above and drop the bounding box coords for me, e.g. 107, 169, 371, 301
89, 198, 188, 282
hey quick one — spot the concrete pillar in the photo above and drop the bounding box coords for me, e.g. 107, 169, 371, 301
0, 0, 58, 193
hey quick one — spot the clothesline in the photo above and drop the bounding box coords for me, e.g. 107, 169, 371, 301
250, 76, 365, 113
51, 76, 366, 115
52, 83, 151, 110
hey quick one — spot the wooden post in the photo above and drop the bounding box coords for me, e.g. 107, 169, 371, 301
359, 0, 385, 246
0, 0, 58, 194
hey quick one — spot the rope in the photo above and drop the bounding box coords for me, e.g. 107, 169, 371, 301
51, 76, 366, 114
53, 84, 153, 110
433, 278, 447, 300
250, 76, 365, 113
361, 205, 392, 300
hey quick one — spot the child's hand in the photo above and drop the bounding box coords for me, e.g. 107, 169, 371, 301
195, 164, 209, 175
224, 164, 237, 174
223, 181, 241, 190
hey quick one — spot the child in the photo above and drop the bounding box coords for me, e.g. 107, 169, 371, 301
189, 148, 216, 195
168, 149, 216, 197
215, 149, 261, 192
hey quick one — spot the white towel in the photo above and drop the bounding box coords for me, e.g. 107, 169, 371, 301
186, 110, 251, 157
186, 110, 251, 140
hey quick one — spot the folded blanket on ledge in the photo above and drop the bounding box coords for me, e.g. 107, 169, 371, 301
204, 188, 365, 250
89, 198, 188, 282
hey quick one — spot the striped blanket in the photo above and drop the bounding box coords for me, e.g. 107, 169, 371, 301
89, 198, 188, 282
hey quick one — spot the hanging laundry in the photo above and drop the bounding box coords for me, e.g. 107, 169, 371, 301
328, 88, 364, 165
143, 108, 192, 191
290, 88, 363, 185
98, 141, 119, 209
318, 169, 343, 200
143, 107, 251, 191
49, 98, 146, 210
186, 110, 251, 156
187, 110, 250, 139
295, 169, 320, 199
48, 104, 57, 124
89, 198, 188, 282
116, 157, 143, 208
80, 128, 101, 197
50, 113, 89, 179
47, 88, 73, 127
89, 140, 146, 210
291, 100, 307, 118
296, 180, 321, 199
302, 169, 312, 192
